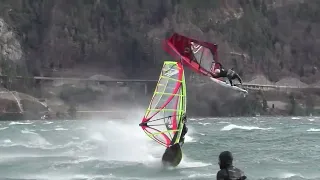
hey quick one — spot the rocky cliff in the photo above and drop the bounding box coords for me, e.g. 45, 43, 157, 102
0, 0, 319, 118
0, 0, 318, 79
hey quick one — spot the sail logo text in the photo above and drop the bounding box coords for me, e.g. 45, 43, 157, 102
165, 117, 173, 129
190, 42, 202, 54
164, 69, 178, 77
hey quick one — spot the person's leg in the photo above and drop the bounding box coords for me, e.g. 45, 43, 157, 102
235, 74, 242, 84
179, 125, 187, 144
228, 78, 233, 86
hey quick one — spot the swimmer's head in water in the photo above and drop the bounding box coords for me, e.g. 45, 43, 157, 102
218, 151, 233, 169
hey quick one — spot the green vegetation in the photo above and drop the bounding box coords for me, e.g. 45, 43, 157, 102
0, 0, 319, 81
0, 0, 319, 117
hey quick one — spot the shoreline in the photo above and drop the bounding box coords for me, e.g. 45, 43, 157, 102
0, 74, 319, 121
1, 93, 319, 121
0, 114, 318, 122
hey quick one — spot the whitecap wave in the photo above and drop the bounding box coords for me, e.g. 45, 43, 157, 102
260, 171, 307, 179
188, 173, 215, 178
0, 129, 54, 148
9, 121, 33, 125
43, 121, 53, 124
178, 155, 212, 169
307, 128, 320, 132
82, 114, 165, 163
21, 129, 37, 134
198, 122, 211, 126
279, 172, 303, 178
218, 121, 230, 124
55, 128, 68, 131
0, 127, 8, 130
189, 118, 205, 121
0, 139, 12, 146
185, 135, 195, 143
19, 173, 113, 180
256, 156, 300, 164
184, 126, 196, 143
221, 124, 273, 131
291, 117, 301, 120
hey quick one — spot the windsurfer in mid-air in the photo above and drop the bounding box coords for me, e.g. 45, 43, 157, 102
211, 62, 242, 86
161, 113, 188, 167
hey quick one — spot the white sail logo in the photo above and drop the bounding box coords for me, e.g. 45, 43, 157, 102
190, 42, 202, 54
164, 68, 179, 77
165, 117, 173, 129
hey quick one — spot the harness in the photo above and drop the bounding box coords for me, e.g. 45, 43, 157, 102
169, 115, 187, 146
226, 69, 235, 78
222, 168, 246, 180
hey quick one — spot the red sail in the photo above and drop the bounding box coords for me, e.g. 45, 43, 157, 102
163, 33, 220, 77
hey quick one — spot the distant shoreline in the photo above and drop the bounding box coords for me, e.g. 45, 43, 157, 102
0, 115, 318, 122
1, 73, 319, 121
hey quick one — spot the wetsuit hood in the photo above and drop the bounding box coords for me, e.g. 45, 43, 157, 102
219, 151, 233, 169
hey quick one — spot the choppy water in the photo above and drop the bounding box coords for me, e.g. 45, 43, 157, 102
0, 115, 320, 180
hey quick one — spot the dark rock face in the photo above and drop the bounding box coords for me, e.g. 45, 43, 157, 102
0, 0, 319, 118
0, 0, 318, 80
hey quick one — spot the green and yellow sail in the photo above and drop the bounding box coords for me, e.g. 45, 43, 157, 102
139, 61, 187, 147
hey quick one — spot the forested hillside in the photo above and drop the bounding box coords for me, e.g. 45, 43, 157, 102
0, 0, 318, 81
0, 0, 319, 118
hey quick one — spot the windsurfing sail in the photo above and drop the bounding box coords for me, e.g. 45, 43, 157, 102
164, 33, 248, 94
163, 32, 220, 77
139, 61, 186, 147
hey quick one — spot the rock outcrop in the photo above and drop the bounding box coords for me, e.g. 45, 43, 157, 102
0, 0, 319, 118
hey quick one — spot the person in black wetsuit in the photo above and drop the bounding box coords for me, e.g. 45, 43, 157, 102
216, 151, 246, 180
211, 63, 242, 86
161, 113, 188, 167
179, 113, 188, 146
